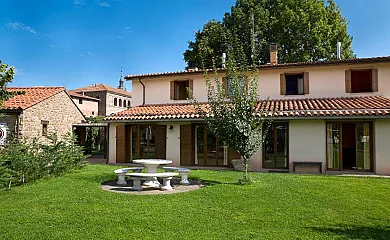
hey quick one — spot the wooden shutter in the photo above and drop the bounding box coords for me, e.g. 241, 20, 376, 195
280, 73, 286, 95
155, 125, 167, 159
180, 125, 194, 166
170, 81, 175, 100
188, 79, 194, 98
372, 68, 378, 92
124, 125, 131, 162
303, 72, 309, 94
345, 70, 352, 93
116, 125, 125, 163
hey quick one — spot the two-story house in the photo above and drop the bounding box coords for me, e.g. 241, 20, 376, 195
68, 91, 100, 117
105, 49, 390, 175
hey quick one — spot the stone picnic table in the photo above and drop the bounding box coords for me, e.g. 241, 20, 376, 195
132, 159, 172, 186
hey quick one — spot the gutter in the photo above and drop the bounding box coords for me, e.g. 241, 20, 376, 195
138, 78, 146, 105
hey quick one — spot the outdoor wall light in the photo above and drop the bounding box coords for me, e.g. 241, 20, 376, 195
169, 125, 174, 130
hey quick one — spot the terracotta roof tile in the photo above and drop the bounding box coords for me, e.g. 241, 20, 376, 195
68, 90, 100, 101
125, 56, 390, 79
71, 84, 132, 97
105, 96, 390, 121
2, 87, 65, 110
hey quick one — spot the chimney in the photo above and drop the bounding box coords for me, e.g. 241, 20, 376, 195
269, 43, 278, 65
222, 52, 226, 68
337, 42, 342, 59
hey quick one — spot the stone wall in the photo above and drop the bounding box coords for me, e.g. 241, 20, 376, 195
19, 90, 85, 142
105, 92, 131, 116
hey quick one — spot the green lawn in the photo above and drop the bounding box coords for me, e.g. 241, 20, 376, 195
1, 165, 390, 240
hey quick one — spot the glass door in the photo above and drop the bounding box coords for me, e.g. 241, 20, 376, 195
326, 123, 341, 170
132, 125, 156, 160
356, 123, 371, 170
195, 125, 228, 166
263, 123, 288, 169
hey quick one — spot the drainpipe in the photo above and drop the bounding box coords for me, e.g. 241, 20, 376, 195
138, 78, 145, 105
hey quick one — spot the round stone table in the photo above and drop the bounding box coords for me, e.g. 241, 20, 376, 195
133, 159, 172, 186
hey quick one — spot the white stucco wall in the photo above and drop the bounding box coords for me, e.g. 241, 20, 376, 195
288, 120, 327, 171
164, 122, 191, 167
374, 119, 390, 175
130, 62, 390, 107
71, 97, 99, 117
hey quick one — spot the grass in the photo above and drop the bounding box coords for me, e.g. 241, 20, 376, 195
1, 165, 390, 240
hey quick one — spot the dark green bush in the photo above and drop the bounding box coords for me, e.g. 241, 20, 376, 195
0, 132, 87, 188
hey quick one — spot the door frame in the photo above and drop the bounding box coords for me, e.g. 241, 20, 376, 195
325, 121, 373, 171
262, 122, 289, 169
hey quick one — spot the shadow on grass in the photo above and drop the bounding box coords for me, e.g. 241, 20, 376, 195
309, 225, 390, 240
189, 176, 238, 186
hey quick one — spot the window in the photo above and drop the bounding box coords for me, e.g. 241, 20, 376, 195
123, 100, 126, 107
114, 98, 117, 106
280, 72, 309, 95
128, 100, 131, 107
92, 111, 95, 116
79, 98, 83, 104
346, 69, 378, 93
170, 80, 193, 100
41, 120, 49, 136
263, 122, 288, 169
222, 76, 246, 97
119, 99, 122, 107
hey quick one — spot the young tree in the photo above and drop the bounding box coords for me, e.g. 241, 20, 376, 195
190, 32, 274, 183
184, 0, 354, 68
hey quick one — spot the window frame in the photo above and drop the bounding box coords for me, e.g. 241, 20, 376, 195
41, 120, 49, 136
114, 98, 117, 106
119, 99, 122, 107
79, 98, 83, 104
280, 72, 309, 96
346, 68, 378, 93
170, 79, 193, 100
262, 122, 289, 169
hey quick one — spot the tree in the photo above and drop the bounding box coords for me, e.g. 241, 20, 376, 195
190, 32, 274, 184
0, 60, 24, 105
184, 0, 354, 68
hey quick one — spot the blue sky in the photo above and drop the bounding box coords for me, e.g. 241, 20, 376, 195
1, 0, 390, 92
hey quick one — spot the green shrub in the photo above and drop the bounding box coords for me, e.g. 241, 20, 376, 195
0, 132, 87, 188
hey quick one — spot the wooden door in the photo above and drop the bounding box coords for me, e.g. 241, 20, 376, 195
180, 125, 194, 166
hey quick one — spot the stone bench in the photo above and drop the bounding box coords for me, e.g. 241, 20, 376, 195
126, 172, 179, 191
162, 167, 190, 185
114, 167, 145, 185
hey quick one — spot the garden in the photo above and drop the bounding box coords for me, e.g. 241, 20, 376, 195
1, 163, 389, 239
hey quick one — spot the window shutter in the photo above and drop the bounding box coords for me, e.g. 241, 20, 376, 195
372, 68, 378, 92
180, 125, 194, 166
116, 125, 125, 163
155, 125, 167, 159
170, 81, 175, 100
303, 72, 309, 94
345, 70, 352, 93
280, 73, 286, 95
188, 79, 194, 98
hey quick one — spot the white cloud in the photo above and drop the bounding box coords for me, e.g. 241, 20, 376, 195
44, 33, 54, 38
74, 0, 86, 5
124, 26, 132, 32
117, 35, 124, 39
6, 22, 36, 35
65, 44, 71, 52
48, 44, 55, 48
98, 1, 110, 7
80, 51, 94, 57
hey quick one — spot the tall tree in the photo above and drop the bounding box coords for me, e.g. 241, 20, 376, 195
184, 0, 354, 68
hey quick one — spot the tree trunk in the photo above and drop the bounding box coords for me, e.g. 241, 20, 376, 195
242, 156, 250, 183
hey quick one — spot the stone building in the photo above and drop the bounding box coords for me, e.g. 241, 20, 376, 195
0, 86, 85, 142
70, 84, 132, 116
68, 91, 100, 117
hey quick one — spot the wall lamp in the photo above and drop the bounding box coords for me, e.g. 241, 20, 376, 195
169, 125, 174, 130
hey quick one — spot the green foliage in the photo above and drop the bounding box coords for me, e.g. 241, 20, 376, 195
0, 133, 87, 188
184, 0, 354, 68
0, 60, 24, 105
